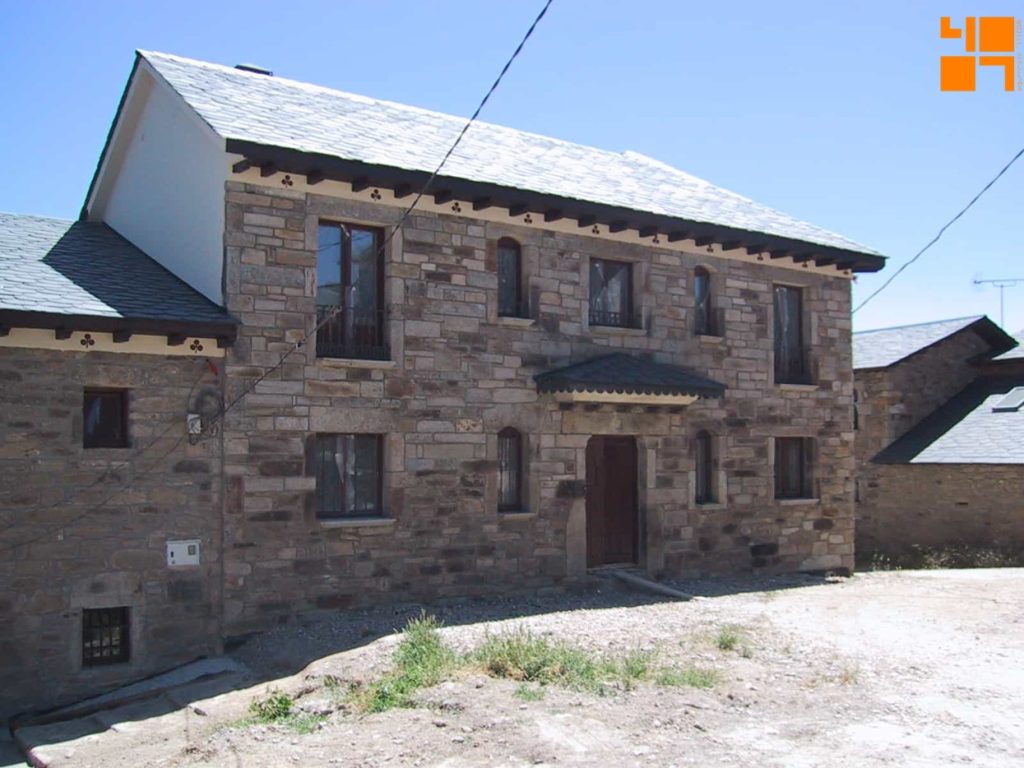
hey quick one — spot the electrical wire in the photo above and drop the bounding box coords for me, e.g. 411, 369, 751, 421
853, 145, 1024, 315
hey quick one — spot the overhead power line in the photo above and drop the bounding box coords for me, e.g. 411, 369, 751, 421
853, 145, 1024, 315
0, 0, 556, 552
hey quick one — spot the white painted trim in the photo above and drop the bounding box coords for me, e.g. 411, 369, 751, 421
0, 328, 225, 357
230, 165, 856, 280
319, 517, 395, 529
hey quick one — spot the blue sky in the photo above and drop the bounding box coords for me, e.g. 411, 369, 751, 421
1, 0, 1021, 333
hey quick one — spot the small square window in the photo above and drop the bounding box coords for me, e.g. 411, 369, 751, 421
83, 389, 129, 449
82, 607, 130, 666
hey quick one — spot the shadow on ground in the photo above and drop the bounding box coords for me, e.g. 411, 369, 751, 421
10, 570, 839, 764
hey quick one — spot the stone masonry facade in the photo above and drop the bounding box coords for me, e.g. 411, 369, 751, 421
221, 180, 858, 637
855, 334, 1024, 561
0, 348, 223, 717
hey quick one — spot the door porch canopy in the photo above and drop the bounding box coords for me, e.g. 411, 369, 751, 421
534, 353, 726, 406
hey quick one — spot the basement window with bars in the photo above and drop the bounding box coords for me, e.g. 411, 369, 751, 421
82, 607, 130, 666
497, 427, 524, 512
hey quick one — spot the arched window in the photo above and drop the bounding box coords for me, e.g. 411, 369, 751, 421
497, 427, 524, 511
497, 238, 524, 317
694, 430, 715, 504
694, 267, 712, 336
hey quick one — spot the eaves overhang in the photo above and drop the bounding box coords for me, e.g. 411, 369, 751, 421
225, 139, 886, 275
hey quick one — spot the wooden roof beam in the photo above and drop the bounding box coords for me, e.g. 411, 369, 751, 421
472, 197, 493, 211
231, 158, 253, 174
544, 209, 564, 223
306, 170, 324, 185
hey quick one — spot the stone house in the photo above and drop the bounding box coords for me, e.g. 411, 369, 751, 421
853, 316, 1023, 561
0, 213, 237, 717
3, 50, 883, 716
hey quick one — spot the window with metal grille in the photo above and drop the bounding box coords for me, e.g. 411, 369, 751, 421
315, 434, 383, 518
694, 430, 715, 504
83, 389, 129, 449
773, 285, 810, 384
589, 258, 635, 328
316, 222, 388, 360
82, 607, 130, 666
497, 428, 524, 512
497, 238, 527, 318
774, 437, 814, 499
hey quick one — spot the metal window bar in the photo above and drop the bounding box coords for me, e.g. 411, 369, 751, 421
82, 607, 130, 666
588, 309, 643, 329
315, 306, 390, 361
316, 435, 383, 518
497, 429, 523, 511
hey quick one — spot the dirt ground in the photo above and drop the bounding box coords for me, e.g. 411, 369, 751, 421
22, 569, 1024, 767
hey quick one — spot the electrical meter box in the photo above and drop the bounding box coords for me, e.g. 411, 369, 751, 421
166, 539, 201, 567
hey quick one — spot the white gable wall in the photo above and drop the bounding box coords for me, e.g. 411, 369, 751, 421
93, 65, 227, 304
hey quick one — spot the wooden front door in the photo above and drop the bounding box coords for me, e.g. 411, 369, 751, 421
585, 436, 638, 567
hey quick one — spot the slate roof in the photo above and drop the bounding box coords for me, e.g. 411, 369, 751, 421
853, 316, 1016, 370
137, 50, 880, 261
0, 212, 236, 333
993, 334, 1024, 360
874, 377, 1024, 464
535, 353, 726, 399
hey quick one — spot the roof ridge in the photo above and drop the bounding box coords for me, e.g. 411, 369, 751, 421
854, 315, 984, 335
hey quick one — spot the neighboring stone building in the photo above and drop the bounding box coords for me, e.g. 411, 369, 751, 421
5, 49, 885, 716
0, 213, 237, 717
853, 316, 1023, 561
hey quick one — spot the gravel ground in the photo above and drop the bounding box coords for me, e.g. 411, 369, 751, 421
25, 570, 1024, 767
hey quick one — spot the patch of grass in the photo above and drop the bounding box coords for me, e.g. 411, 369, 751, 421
514, 683, 546, 701
473, 630, 661, 693
715, 625, 741, 652
863, 544, 1024, 571
655, 666, 719, 689
242, 691, 326, 734
349, 613, 457, 713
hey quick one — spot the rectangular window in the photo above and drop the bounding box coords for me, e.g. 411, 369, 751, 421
315, 434, 383, 518
774, 437, 814, 499
497, 238, 526, 318
316, 222, 388, 360
589, 259, 634, 328
83, 389, 129, 449
694, 431, 715, 504
773, 285, 808, 383
497, 428, 524, 511
82, 607, 130, 666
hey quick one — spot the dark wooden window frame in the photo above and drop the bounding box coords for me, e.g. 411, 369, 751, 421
83, 388, 130, 449
314, 433, 385, 519
497, 237, 527, 318
82, 606, 131, 666
315, 221, 388, 360
497, 427, 524, 512
589, 257, 636, 328
694, 430, 715, 505
774, 437, 815, 500
773, 284, 810, 384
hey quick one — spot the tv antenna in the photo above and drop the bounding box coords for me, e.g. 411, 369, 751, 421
972, 277, 1024, 327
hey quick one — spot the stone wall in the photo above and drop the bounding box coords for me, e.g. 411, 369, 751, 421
854, 329, 992, 464
854, 327, 1004, 560
0, 348, 223, 718
857, 463, 1024, 558
221, 180, 858, 637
